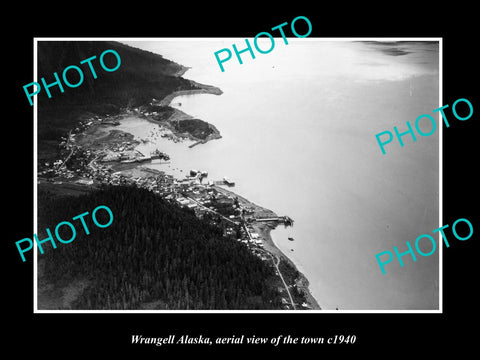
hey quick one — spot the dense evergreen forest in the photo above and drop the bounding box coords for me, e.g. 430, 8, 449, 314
39, 185, 282, 310
37, 41, 200, 164
37, 41, 195, 113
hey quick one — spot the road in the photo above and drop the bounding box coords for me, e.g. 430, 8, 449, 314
186, 196, 239, 226
270, 253, 296, 310
187, 193, 297, 309
242, 224, 296, 309
88, 155, 100, 172
57, 130, 74, 170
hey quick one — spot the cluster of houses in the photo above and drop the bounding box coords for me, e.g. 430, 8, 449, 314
39, 115, 279, 268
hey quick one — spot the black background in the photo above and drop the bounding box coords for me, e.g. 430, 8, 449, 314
5, 3, 478, 356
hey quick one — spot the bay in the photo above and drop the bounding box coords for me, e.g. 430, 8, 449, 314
120, 39, 440, 310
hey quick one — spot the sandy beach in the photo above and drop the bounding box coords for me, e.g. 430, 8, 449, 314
213, 185, 321, 310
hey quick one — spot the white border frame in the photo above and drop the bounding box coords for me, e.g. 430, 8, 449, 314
33, 37, 443, 314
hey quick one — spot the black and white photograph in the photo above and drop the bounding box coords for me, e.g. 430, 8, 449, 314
33, 39, 440, 312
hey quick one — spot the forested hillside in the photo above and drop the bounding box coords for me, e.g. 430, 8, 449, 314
37, 41, 201, 164
39, 185, 282, 310
37, 40, 197, 112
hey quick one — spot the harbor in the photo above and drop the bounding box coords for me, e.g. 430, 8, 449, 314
36, 114, 317, 310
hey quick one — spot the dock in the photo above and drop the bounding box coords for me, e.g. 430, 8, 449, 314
254, 216, 294, 226
213, 177, 235, 187
189, 140, 206, 148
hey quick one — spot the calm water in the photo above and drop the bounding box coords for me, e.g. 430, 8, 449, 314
120, 39, 440, 310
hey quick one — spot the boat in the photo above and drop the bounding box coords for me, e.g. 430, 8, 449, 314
288, 237, 294, 241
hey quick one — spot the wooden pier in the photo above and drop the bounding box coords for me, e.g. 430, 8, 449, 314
254, 216, 294, 226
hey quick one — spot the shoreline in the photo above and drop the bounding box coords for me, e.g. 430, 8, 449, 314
40, 73, 321, 310
152, 79, 223, 145
157, 81, 223, 107
254, 223, 321, 310
213, 185, 321, 310
142, 75, 322, 309
173, 65, 191, 78
137, 107, 222, 145
168, 73, 321, 309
